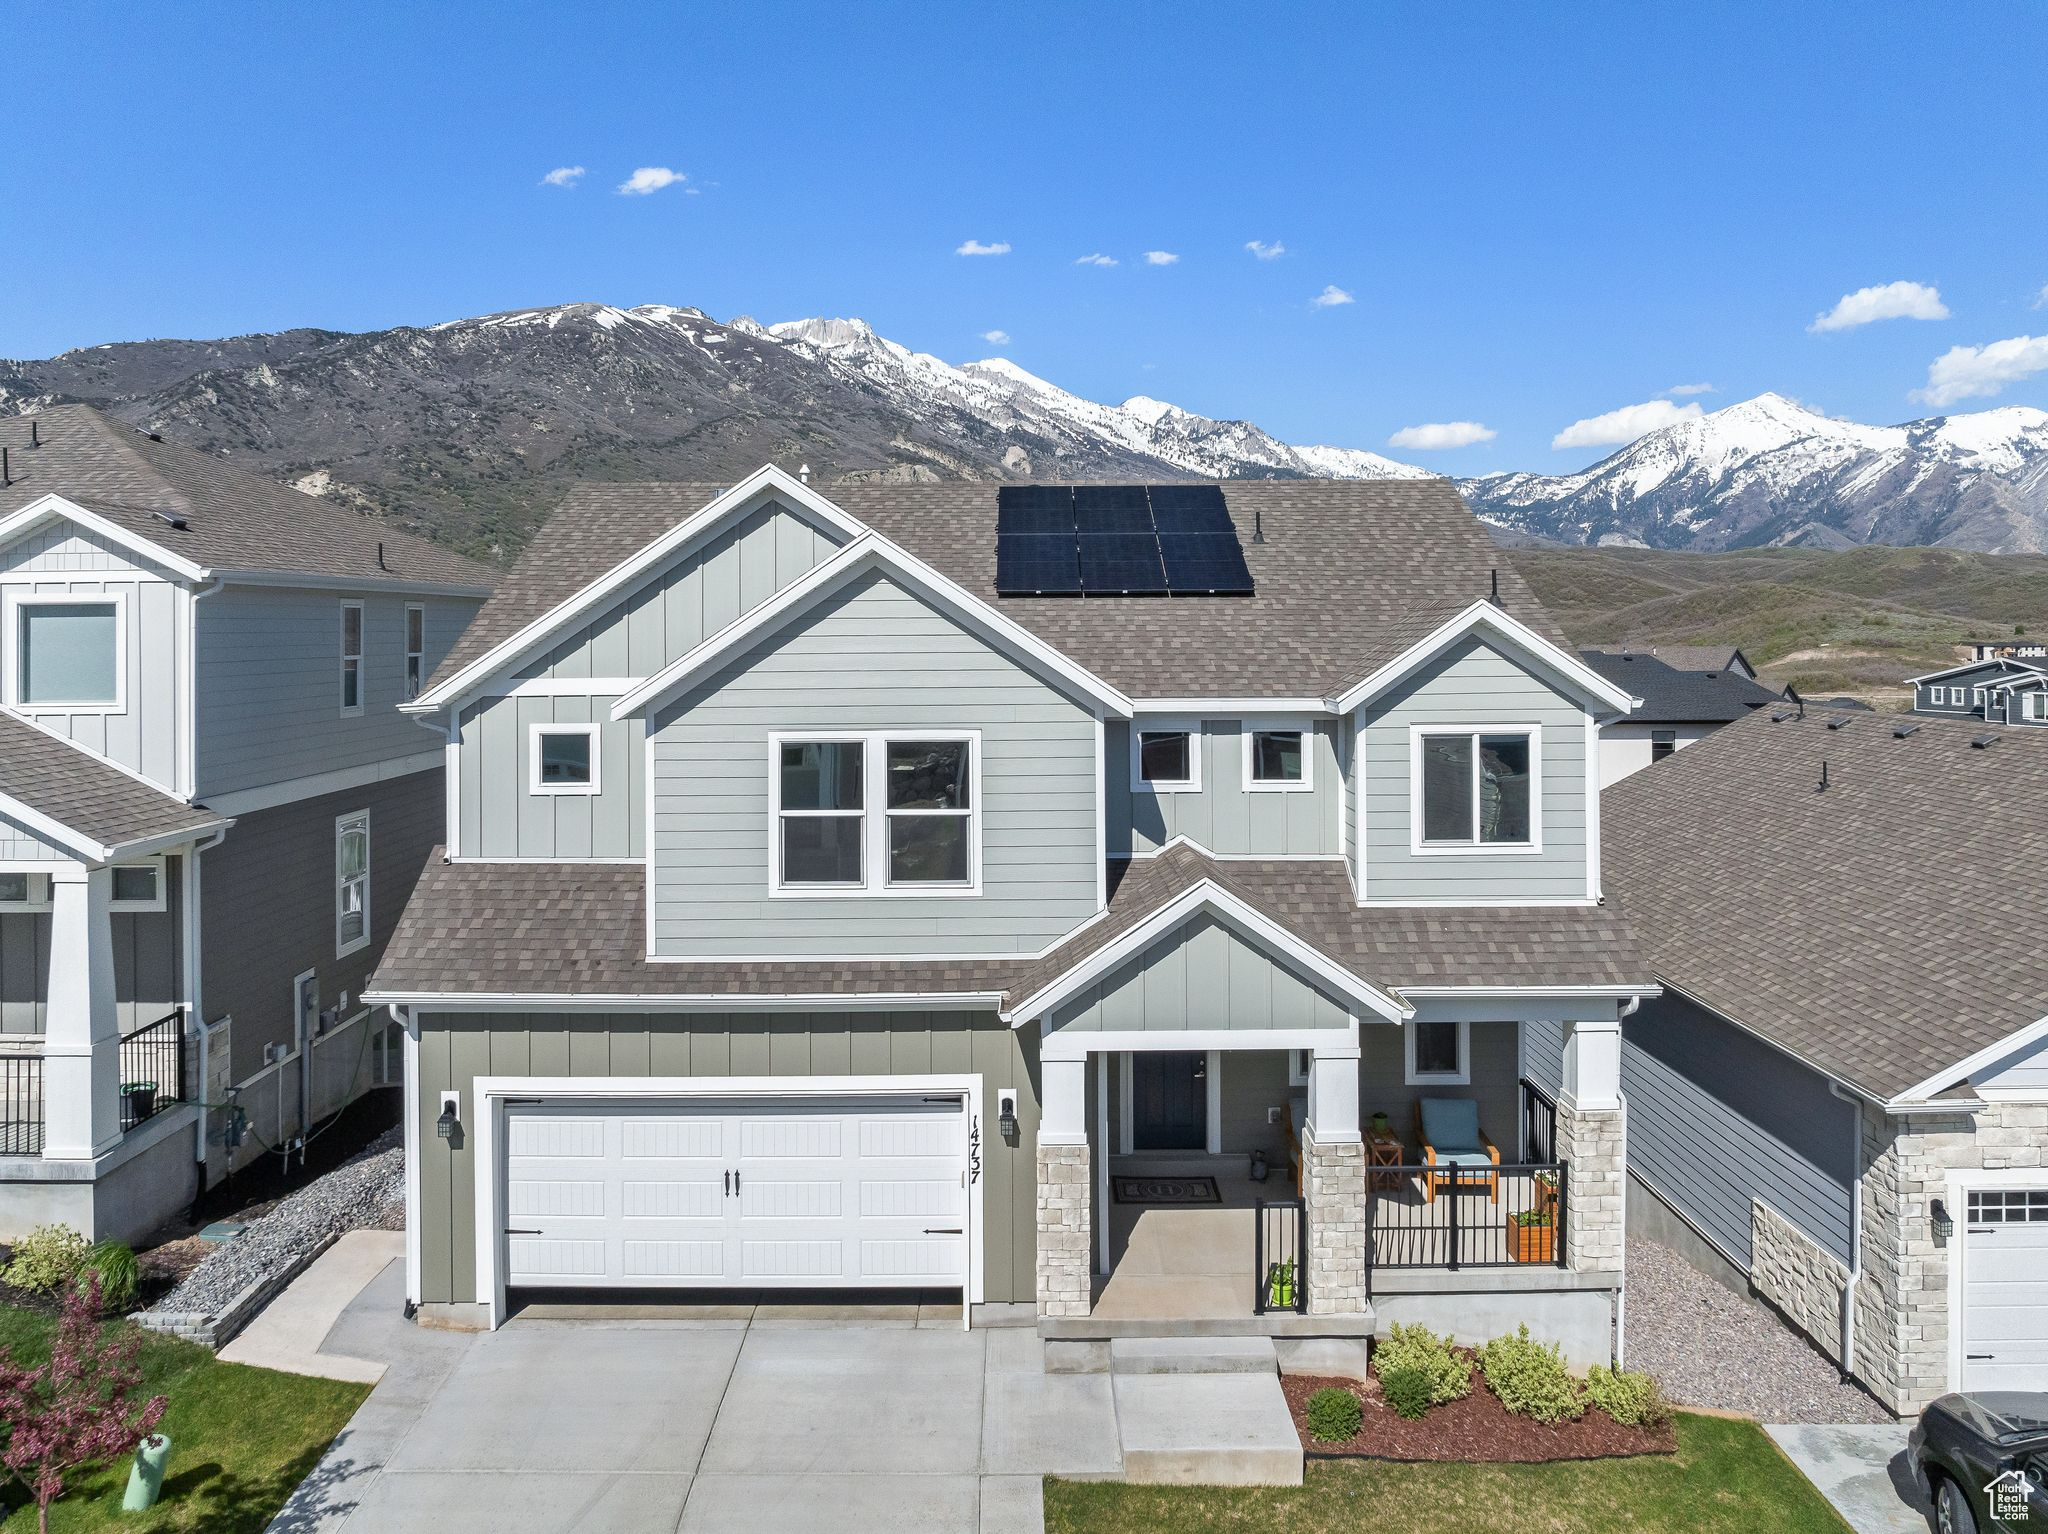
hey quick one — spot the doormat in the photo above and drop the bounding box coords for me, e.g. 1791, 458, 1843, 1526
1112, 1175, 1221, 1205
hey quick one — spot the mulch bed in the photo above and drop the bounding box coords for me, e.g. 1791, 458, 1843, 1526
1283, 1372, 1677, 1463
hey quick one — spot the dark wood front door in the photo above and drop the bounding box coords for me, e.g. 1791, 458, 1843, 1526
1132, 1051, 1207, 1151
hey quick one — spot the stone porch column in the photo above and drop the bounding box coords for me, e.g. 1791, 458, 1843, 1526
1303, 1042, 1368, 1315
41, 865, 123, 1160
1557, 1017, 1625, 1275
1035, 1054, 1091, 1318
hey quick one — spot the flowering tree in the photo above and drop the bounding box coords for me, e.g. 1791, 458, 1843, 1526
0, 1275, 168, 1534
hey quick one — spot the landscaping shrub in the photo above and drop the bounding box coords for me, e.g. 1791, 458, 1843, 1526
1477, 1325, 1585, 1424
1379, 1365, 1433, 1421
1305, 1386, 1364, 1442
1372, 1322, 1471, 1406
2, 1225, 89, 1298
79, 1239, 141, 1313
1585, 1363, 1668, 1428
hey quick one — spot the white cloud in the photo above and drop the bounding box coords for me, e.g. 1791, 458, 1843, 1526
617, 167, 685, 196
956, 239, 1011, 257
1665, 381, 1716, 396
1388, 421, 1497, 451
980, 329, 1011, 345
1912, 334, 2048, 407
540, 166, 586, 188
1143, 250, 1179, 266
1311, 284, 1355, 308
1808, 280, 1949, 333
1551, 398, 1703, 450
1245, 240, 1285, 261
1074, 253, 1118, 267
2032, 284, 2048, 310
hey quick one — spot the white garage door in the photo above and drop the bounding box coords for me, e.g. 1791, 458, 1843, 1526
501, 1094, 969, 1291
1962, 1188, 2048, 1391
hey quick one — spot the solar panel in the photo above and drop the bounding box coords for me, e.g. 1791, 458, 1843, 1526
1072, 485, 1155, 534
1147, 485, 1234, 534
1157, 532, 1254, 594
995, 485, 1076, 535
995, 534, 1082, 594
1078, 533, 1167, 593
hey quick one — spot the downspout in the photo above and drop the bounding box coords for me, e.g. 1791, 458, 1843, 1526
1828, 1081, 1864, 1380
185, 824, 231, 1214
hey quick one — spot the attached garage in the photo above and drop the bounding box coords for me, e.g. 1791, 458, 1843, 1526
1959, 1186, 2048, 1392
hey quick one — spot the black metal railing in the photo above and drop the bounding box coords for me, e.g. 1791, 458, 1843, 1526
1253, 1197, 1308, 1315
118, 1008, 187, 1132
1365, 1161, 1567, 1275
1, 1051, 42, 1156
1520, 1076, 1557, 1165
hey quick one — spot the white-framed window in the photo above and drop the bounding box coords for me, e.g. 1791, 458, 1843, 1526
109, 856, 167, 912
7, 591, 125, 712
770, 731, 980, 895
1130, 721, 1200, 793
335, 810, 370, 956
0, 872, 52, 910
530, 723, 601, 795
2025, 691, 2048, 722
1288, 1049, 1311, 1087
404, 604, 426, 702
1973, 686, 1988, 708
1244, 721, 1313, 792
339, 601, 365, 716
1412, 725, 1540, 853
1405, 1019, 1471, 1085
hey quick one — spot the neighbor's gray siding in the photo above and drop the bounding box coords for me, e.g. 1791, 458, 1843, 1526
1358, 638, 1590, 902
1978, 1029, 2048, 1092
0, 858, 183, 1034
457, 696, 645, 860
1047, 914, 1352, 1033
411, 1010, 1042, 1307
1360, 1019, 1519, 1151
514, 500, 844, 681
1107, 718, 1341, 858
195, 586, 479, 797
201, 768, 444, 1084
648, 570, 1100, 957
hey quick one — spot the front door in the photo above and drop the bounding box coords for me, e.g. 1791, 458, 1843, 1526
1132, 1051, 1208, 1151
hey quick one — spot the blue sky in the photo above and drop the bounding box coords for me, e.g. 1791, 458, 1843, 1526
4, 1, 2045, 471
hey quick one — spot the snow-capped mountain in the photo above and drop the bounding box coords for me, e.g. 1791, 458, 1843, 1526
1461, 392, 2048, 553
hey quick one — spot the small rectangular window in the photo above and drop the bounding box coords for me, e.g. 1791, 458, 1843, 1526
1418, 729, 1536, 848
1405, 1018, 1470, 1084
778, 741, 865, 886
404, 604, 426, 702
1136, 729, 1196, 790
16, 599, 121, 707
1650, 729, 1678, 762
0, 872, 50, 909
109, 859, 166, 911
339, 602, 364, 715
1247, 727, 1310, 790
336, 811, 370, 955
530, 724, 600, 795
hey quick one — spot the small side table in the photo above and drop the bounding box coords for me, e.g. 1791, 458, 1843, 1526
1366, 1129, 1404, 1191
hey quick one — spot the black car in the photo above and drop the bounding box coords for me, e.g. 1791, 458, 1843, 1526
1910, 1392, 2048, 1533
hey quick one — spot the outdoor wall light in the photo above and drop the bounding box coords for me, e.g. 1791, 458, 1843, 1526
1931, 1199, 1954, 1241
997, 1090, 1019, 1144
436, 1090, 461, 1141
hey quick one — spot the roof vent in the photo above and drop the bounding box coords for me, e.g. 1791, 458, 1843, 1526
150, 510, 189, 531
1893, 721, 1920, 738
1770, 707, 1797, 723
1825, 714, 1852, 730
1818, 759, 1830, 791
1972, 732, 2001, 749
145, 432, 163, 443
28, 419, 38, 448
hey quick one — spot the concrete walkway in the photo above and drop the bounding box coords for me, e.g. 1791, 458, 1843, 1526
1766, 1423, 1933, 1534
221, 1231, 404, 1384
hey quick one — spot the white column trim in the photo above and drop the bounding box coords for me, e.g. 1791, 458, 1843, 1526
1040, 1057, 1089, 1146
41, 865, 123, 1160
1559, 1017, 1623, 1113
1205, 1051, 1223, 1154
1307, 1041, 1363, 1143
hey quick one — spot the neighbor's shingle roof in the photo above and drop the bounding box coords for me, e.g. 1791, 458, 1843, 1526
1580, 650, 1781, 724
1634, 644, 1753, 677
427, 478, 1560, 699
371, 842, 1649, 1006
0, 712, 228, 852
0, 406, 495, 590
1604, 706, 2048, 1101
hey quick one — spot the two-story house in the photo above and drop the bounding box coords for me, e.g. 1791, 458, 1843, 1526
0, 406, 493, 1243
369, 467, 1656, 1367
1579, 648, 1780, 784
1910, 655, 2048, 727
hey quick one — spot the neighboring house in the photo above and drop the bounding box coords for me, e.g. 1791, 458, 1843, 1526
1579, 649, 1780, 785
1630, 643, 1758, 680
1909, 656, 2048, 727
367, 465, 1658, 1366
1964, 637, 2047, 662
1577, 704, 2048, 1410
0, 406, 493, 1242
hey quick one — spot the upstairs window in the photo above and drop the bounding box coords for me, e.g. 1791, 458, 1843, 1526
1650, 729, 1678, 763
339, 601, 364, 716
1245, 725, 1311, 791
531, 724, 600, 795
336, 810, 370, 955
777, 739, 866, 887
14, 597, 122, 710
1417, 728, 1536, 850
774, 733, 978, 893
404, 604, 426, 701
1132, 724, 1199, 792
2025, 692, 2047, 722
887, 740, 972, 884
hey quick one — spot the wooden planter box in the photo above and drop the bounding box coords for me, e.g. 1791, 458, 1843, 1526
1511, 1220, 1555, 1263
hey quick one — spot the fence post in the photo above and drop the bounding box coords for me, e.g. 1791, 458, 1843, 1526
1555, 1161, 1570, 1269
1447, 1171, 1461, 1270
1253, 1198, 1267, 1315
1295, 1198, 1308, 1314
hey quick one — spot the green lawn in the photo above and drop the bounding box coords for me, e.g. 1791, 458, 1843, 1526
0, 1306, 369, 1534
1046, 1412, 1849, 1534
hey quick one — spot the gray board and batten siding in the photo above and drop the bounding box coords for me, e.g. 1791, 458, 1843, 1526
1108, 718, 1341, 858
410, 1010, 1044, 1307
647, 569, 1101, 958
1046, 913, 1354, 1034
0, 855, 184, 1035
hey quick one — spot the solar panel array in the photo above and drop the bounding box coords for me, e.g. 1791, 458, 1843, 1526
994, 485, 1254, 596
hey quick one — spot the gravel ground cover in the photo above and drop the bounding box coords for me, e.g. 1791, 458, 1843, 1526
157, 1126, 404, 1317
1625, 1236, 1891, 1424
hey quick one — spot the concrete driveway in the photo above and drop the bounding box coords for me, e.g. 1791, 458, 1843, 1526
267, 1261, 1117, 1534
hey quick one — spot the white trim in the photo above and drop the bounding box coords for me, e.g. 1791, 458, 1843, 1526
363, 988, 1008, 1012
1399, 984, 1659, 1000
1408, 723, 1543, 855
1583, 711, 1602, 902
1129, 718, 1201, 793
338, 600, 365, 717
404, 602, 426, 703
529, 723, 601, 796
767, 730, 982, 899
612, 534, 1132, 723
1905, 657, 2048, 686
1042, 1023, 1359, 1062
1288, 1048, 1311, 1087
213, 568, 489, 599
5, 589, 128, 714
1095, 1059, 1111, 1274
1405, 1017, 1471, 1085
1134, 698, 1333, 714
1206, 1050, 1223, 1153
1093, 716, 1107, 912
1118, 1053, 1134, 1154
1894, 1011, 2048, 1107
444, 712, 461, 859
109, 855, 168, 912
200, 749, 442, 817
0, 494, 211, 583
1357, 895, 1599, 908
1328, 599, 1638, 716
482, 677, 643, 698
449, 856, 645, 866
1242, 718, 1314, 793
335, 809, 371, 957
467, 1072, 984, 1329
1944, 1165, 2048, 1393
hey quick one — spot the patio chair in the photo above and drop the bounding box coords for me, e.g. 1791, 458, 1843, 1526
1414, 1097, 1500, 1204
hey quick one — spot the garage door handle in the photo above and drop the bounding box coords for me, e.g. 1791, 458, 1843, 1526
924, 1228, 962, 1235
724, 1171, 731, 1195
505, 1229, 542, 1236
1967, 1353, 1995, 1360
734, 1169, 741, 1192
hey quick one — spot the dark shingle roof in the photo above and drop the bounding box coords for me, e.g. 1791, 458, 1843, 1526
1604, 707, 2048, 1101
1636, 644, 1754, 677
371, 843, 1650, 1006
428, 479, 1561, 699
0, 406, 495, 590
1579, 650, 1781, 723
0, 712, 228, 853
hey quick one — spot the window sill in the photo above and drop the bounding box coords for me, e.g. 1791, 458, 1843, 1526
1130, 780, 1201, 795
1245, 780, 1312, 794
1409, 841, 1543, 856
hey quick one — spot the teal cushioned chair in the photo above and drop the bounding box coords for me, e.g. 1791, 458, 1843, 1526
1415, 1097, 1500, 1203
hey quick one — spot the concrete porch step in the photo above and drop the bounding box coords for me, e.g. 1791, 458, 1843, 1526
1109, 1335, 1276, 1376
1112, 1372, 1304, 1487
